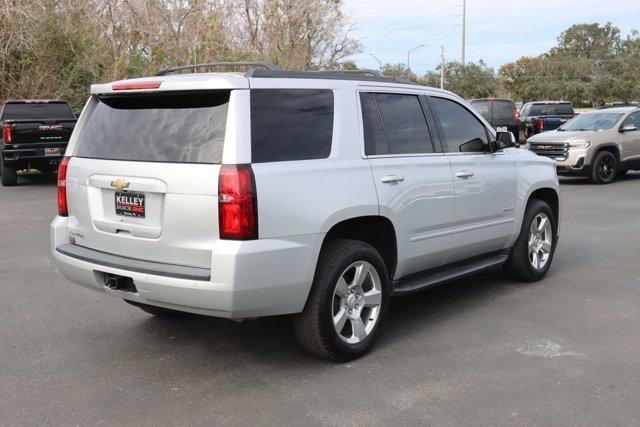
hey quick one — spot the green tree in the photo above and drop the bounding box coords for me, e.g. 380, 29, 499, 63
422, 61, 498, 99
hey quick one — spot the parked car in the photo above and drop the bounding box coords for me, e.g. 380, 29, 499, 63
527, 106, 640, 184
51, 63, 561, 361
469, 98, 521, 142
0, 99, 76, 186
520, 101, 576, 138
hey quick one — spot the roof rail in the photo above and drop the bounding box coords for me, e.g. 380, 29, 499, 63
155, 61, 281, 76
246, 69, 415, 85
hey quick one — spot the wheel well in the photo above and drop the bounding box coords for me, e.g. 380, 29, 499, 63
596, 145, 620, 161
529, 188, 559, 224
322, 216, 397, 279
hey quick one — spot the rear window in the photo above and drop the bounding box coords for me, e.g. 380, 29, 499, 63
470, 100, 490, 120
75, 91, 229, 163
2, 102, 74, 120
492, 100, 515, 120
530, 103, 574, 116
250, 89, 334, 163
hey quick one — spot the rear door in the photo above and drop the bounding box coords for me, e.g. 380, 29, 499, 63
362, 91, 455, 276
619, 112, 640, 168
428, 95, 517, 262
65, 90, 234, 269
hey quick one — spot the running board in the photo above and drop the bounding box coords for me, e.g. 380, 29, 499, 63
391, 250, 509, 296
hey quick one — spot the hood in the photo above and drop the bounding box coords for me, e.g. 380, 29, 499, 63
527, 129, 604, 144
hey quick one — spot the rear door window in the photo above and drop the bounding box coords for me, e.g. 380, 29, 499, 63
360, 92, 434, 155
2, 102, 74, 120
75, 91, 229, 163
250, 89, 334, 163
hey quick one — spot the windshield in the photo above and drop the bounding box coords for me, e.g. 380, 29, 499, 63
560, 112, 623, 131
530, 103, 574, 116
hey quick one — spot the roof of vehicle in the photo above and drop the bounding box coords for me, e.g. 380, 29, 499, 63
469, 98, 515, 103
581, 106, 640, 114
528, 100, 573, 104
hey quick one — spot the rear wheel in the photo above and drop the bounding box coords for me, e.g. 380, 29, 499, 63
504, 199, 557, 282
590, 150, 617, 184
0, 159, 17, 186
293, 239, 389, 361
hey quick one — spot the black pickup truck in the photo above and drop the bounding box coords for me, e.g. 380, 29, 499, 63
1, 100, 76, 186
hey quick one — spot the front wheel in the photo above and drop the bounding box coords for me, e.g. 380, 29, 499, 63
293, 239, 390, 361
590, 150, 617, 184
504, 199, 557, 282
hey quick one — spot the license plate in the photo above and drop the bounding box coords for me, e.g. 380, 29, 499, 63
44, 147, 61, 156
115, 192, 145, 218
496, 126, 508, 132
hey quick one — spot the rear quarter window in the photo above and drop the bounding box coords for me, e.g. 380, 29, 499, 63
250, 89, 334, 163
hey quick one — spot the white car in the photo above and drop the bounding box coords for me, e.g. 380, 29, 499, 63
51, 63, 561, 360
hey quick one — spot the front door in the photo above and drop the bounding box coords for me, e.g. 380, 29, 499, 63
428, 95, 517, 262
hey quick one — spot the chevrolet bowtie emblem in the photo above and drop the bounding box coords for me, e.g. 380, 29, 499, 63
110, 179, 130, 190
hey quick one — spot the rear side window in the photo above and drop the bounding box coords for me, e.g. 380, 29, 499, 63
251, 89, 333, 163
75, 91, 229, 163
2, 102, 74, 120
430, 97, 488, 153
361, 92, 434, 155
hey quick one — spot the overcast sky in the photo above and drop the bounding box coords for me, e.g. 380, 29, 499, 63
343, 0, 640, 75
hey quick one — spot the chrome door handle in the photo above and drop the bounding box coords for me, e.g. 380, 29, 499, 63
455, 170, 474, 179
381, 175, 405, 184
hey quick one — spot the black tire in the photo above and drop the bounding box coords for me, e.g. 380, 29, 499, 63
504, 199, 557, 282
590, 150, 618, 184
123, 299, 185, 317
293, 239, 390, 361
0, 159, 17, 186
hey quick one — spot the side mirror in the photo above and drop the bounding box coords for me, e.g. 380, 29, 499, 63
495, 131, 517, 149
620, 124, 637, 133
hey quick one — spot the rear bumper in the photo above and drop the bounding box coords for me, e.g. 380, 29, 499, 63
50, 216, 323, 319
2, 142, 67, 164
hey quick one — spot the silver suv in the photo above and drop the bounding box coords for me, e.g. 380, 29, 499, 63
51, 63, 561, 360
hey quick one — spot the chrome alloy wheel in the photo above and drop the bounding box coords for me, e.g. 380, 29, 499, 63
528, 213, 553, 270
332, 261, 382, 344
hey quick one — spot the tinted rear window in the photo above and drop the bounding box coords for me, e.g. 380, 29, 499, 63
2, 102, 74, 120
251, 89, 334, 163
75, 91, 229, 163
492, 100, 515, 119
470, 100, 490, 119
530, 103, 574, 116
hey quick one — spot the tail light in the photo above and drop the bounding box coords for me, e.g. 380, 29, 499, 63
515, 107, 521, 123
536, 118, 545, 131
218, 164, 258, 240
57, 157, 70, 216
2, 123, 12, 144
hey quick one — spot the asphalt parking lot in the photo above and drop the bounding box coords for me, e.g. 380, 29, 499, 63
1, 173, 639, 425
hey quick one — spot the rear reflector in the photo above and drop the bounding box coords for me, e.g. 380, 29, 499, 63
57, 157, 70, 216
218, 165, 258, 240
112, 81, 162, 91
2, 123, 11, 144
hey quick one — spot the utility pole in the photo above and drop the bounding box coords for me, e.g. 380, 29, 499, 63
461, 0, 466, 65
440, 46, 445, 89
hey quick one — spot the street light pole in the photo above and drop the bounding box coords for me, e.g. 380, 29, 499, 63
369, 53, 383, 69
407, 44, 425, 70
461, 0, 466, 65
